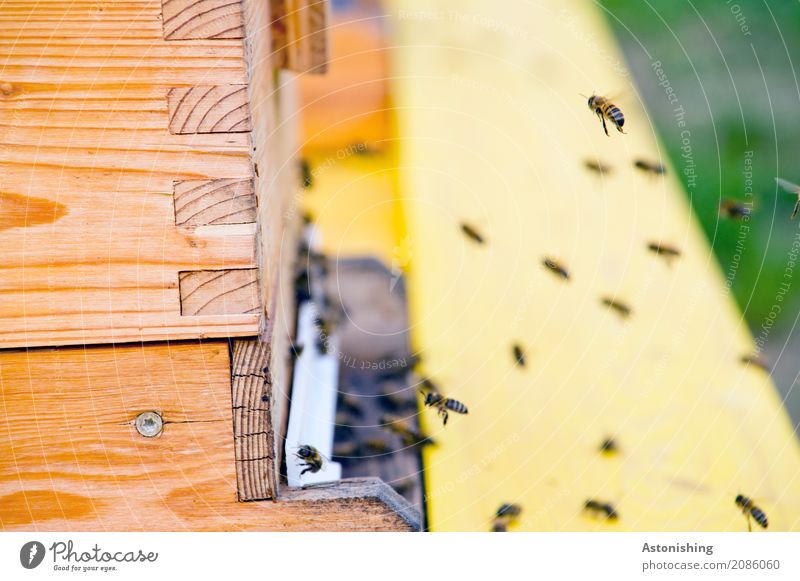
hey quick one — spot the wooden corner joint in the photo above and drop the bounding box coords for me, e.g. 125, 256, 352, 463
167, 85, 252, 135
161, 0, 245, 40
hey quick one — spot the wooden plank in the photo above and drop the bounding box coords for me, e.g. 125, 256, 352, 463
179, 268, 260, 316
0, 344, 419, 530
230, 339, 275, 501
174, 178, 256, 226
161, 0, 245, 40
0, 2, 258, 348
272, 0, 329, 74
167, 85, 251, 134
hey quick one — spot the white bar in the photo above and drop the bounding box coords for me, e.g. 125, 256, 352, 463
2, 533, 799, 580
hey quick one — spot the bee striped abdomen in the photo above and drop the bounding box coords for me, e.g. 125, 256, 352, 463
750, 507, 768, 529
607, 106, 624, 128
444, 398, 468, 415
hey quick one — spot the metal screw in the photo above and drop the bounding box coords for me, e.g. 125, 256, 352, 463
135, 411, 163, 438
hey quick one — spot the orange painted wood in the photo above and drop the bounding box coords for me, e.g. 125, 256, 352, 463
179, 268, 260, 315
168, 85, 252, 134
0, 343, 419, 531
174, 178, 256, 226
161, 0, 245, 40
0, 1, 258, 348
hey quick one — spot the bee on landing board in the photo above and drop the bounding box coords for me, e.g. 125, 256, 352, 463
719, 198, 752, 220
492, 503, 523, 532
735, 494, 768, 531
586, 94, 626, 136
295, 444, 324, 476
775, 177, 800, 219
584, 499, 619, 522
423, 389, 468, 426
634, 159, 667, 175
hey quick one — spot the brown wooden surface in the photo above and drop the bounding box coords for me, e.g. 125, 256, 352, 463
0, 342, 419, 531
178, 268, 260, 316
0, 0, 259, 349
161, 0, 245, 40
167, 85, 252, 134
272, 0, 329, 74
173, 178, 256, 226
231, 339, 276, 501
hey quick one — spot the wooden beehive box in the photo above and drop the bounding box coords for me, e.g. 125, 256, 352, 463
0, 0, 419, 532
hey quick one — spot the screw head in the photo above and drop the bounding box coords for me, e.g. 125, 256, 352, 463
135, 411, 163, 438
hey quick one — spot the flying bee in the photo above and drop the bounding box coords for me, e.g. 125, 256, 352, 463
775, 177, 800, 219
333, 440, 359, 458
543, 257, 570, 280
647, 242, 681, 264
584, 499, 619, 522
360, 438, 393, 455
634, 159, 667, 175
492, 503, 523, 532
337, 392, 364, 417
735, 494, 768, 531
424, 390, 468, 426
599, 437, 618, 456
299, 158, 313, 189
379, 386, 418, 413
740, 353, 770, 373
586, 94, 626, 136
418, 376, 441, 393
380, 414, 435, 447
460, 222, 485, 244
719, 198, 752, 220
601, 296, 632, 319
584, 159, 612, 174
295, 444, 324, 475
512, 344, 526, 367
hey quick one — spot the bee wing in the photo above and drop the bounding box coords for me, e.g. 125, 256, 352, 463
775, 177, 800, 195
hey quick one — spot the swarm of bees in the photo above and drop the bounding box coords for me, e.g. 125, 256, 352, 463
423, 390, 469, 426
647, 242, 681, 264
633, 159, 666, 175
735, 494, 768, 531
381, 414, 435, 448
542, 257, 570, 280
492, 503, 523, 532
583, 159, 612, 174
719, 198, 751, 220
512, 344, 526, 367
601, 296, 632, 319
460, 222, 485, 244
599, 437, 618, 456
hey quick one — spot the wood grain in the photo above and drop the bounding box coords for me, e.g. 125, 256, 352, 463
0, 344, 419, 531
174, 178, 256, 226
272, 0, 329, 73
162, 0, 245, 40
0, 2, 257, 348
179, 268, 260, 316
168, 85, 252, 134
231, 339, 275, 501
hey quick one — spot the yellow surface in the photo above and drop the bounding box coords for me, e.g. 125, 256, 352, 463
301, 151, 403, 265
388, 0, 800, 531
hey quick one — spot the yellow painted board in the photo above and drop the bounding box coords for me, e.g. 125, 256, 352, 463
302, 151, 403, 266
388, 0, 800, 531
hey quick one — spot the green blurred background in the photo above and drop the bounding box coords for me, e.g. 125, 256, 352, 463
599, 0, 800, 426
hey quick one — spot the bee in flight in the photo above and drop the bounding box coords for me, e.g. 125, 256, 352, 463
599, 437, 618, 456
735, 494, 768, 531
512, 343, 526, 367
584, 499, 619, 522
775, 177, 800, 219
601, 296, 632, 319
740, 353, 770, 373
647, 242, 681, 264
634, 159, 667, 175
295, 444, 325, 475
460, 222, 485, 244
584, 159, 612, 174
543, 257, 570, 280
423, 389, 469, 426
719, 198, 752, 220
492, 503, 523, 532
586, 94, 626, 136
